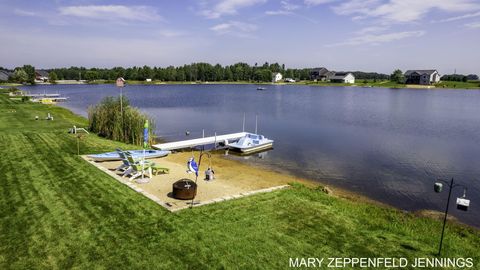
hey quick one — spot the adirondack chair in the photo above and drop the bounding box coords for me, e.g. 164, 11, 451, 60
126, 163, 152, 181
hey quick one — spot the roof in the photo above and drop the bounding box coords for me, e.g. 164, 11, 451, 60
35, 70, 49, 77
325, 71, 335, 77
0, 71, 10, 81
405, 70, 437, 76
330, 72, 354, 79
0, 70, 13, 76
310, 67, 330, 76
333, 72, 350, 76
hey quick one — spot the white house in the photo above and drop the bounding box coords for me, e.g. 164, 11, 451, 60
404, 70, 440, 85
330, 72, 355, 84
272, 72, 283, 83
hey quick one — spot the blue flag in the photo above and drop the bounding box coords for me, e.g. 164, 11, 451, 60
143, 120, 149, 149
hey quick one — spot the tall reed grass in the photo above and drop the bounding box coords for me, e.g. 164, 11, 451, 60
88, 96, 155, 146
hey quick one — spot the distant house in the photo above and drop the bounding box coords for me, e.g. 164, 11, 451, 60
0, 70, 13, 81
404, 70, 440, 85
35, 70, 49, 82
272, 72, 283, 83
466, 74, 479, 81
330, 72, 355, 84
310, 67, 334, 81
145, 78, 152, 82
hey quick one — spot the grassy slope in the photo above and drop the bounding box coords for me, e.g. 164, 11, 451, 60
0, 92, 479, 269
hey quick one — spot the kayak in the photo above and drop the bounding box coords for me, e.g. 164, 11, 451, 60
88, 150, 171, 162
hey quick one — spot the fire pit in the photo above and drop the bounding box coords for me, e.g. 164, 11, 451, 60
172, 179, 197, 200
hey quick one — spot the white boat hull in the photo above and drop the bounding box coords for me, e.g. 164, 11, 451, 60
237, 142, 273, 153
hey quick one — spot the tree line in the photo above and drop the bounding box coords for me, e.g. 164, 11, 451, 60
51, 63, 312, 82
2, 63, 391, 83
441, 74, 479, 82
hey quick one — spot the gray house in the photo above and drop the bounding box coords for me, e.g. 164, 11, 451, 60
310, 67, 334, 81
0, 70, 12, 81
405, 70, 440, 85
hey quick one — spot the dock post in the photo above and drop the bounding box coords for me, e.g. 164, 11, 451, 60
242, 112, 245, 132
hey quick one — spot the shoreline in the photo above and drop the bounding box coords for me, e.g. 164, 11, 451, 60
4, 80, 480, 90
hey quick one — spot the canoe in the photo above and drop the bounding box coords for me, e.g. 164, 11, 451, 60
88, 150, 171, 162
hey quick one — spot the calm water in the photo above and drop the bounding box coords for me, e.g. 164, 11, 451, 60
22, 84, 480, 227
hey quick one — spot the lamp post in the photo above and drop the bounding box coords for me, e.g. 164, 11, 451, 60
116, 77, 125, 140
433, 178, 469, 256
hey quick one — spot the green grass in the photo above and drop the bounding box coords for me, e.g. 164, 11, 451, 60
0, 83, 23, 87
0, 93, 479, 269
434, 80, 480, 89
304, 80, 408, 88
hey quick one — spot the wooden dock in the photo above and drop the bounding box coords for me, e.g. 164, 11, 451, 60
152, 132, 247, 151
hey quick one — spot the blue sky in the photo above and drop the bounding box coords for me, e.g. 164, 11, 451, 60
1, 0, 480, 74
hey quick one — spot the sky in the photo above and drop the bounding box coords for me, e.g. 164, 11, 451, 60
1, 0, 480, 74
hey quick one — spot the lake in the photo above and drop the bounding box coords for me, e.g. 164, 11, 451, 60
21, 84, 480, 227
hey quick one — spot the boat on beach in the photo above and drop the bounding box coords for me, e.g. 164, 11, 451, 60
88, 149, 171, 161
227, 133, 273, 153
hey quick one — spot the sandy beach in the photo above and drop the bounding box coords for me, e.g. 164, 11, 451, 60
84, 151, 318, 211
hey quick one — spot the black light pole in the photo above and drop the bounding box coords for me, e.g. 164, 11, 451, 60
434, 178, 469, 256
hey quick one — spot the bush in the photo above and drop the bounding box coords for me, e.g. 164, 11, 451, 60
88, 96, 155, 146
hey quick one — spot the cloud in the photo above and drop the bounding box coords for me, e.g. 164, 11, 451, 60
200, 0, 266, 19
59, 5, 161, 22
281, 1, 301, 11
159, 30, 187, 38
210, 21, 257, 37
356, 26, 389, 34
14, 9, 37, 17
265, 0, 299, 16
465, 21, 480, 28
305, 0, 339, 5
265, 10, 292, 15
333, 0, 480, 24
433, 11, 480, 23
326, 30, 425, 47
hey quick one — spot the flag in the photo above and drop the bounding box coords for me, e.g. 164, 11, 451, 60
143, 120, 149, 149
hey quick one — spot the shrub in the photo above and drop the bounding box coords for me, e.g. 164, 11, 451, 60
88, 96, 155, 146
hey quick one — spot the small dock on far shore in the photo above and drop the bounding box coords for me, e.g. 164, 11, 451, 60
152, 132, 247, 151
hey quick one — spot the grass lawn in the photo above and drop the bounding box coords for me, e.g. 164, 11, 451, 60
0, 92, 479, 269
434, 81, 480, 89
304, 80, 408, 88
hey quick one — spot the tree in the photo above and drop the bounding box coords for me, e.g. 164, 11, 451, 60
390, 69, 405, 83
12, 69, 28, 83
22, 65, 36, 84
49, 71, 58, 84
84, 70, 98, 82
